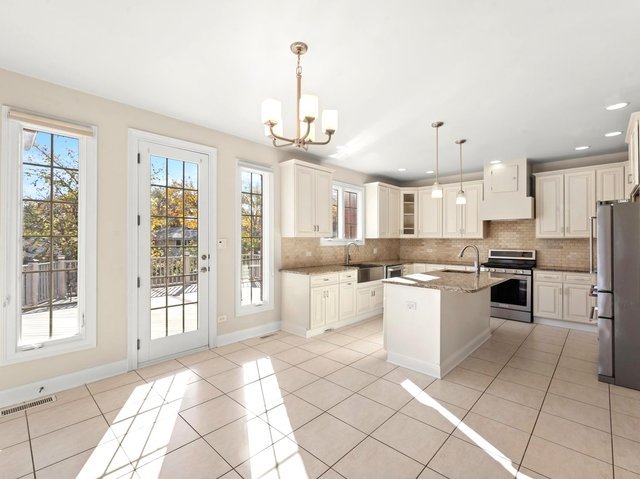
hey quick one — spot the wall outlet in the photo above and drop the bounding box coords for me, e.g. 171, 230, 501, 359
305, 251, 312, 257
217, 238, 227, 249
406, 301, 417, 311
217, 315, 227, 323
373, 248, 378, 255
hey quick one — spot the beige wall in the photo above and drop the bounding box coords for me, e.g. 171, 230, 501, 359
0, 68, 387, 390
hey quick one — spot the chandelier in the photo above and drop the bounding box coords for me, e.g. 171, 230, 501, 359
261, 42, 338, 150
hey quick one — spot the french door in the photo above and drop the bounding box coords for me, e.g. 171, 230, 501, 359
137, 141, 210, 363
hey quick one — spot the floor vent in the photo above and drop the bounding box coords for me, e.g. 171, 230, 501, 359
1, 395, 56, 416
259, 333, 277, 340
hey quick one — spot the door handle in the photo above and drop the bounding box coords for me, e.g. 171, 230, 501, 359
589, 216, 596, 274
590, 306, 598, 319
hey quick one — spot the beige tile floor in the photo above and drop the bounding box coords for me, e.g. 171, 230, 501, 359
2, 316, 640, 479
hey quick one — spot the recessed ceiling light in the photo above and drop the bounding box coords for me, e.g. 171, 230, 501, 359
489, 160, 502, 164
425, 170, 435, 174
606, 102, 629, 111
398, 168, 407, 172
575, 145, 590, 151
604, 131, 622, 137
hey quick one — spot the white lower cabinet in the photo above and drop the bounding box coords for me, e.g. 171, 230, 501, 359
356, 281, 384, 315
310, 284, 339, 329
282, 270, 379, 337
533, 271, 595, 325
339, 281, 356, 320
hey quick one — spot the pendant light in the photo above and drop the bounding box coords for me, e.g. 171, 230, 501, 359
431, 121, 444, 198
455, 139, 467, 205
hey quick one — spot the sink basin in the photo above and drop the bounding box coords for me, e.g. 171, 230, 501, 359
440, 269, 476, 274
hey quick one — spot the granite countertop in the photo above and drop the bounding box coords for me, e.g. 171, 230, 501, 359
280, 264, 359, 275
534, 267, 592, 274
383, 271, 507, 293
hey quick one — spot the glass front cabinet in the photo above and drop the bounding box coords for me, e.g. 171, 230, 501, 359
401, 189, 418, 237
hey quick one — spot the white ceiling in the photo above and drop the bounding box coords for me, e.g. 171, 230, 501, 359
1, 0, 639, 181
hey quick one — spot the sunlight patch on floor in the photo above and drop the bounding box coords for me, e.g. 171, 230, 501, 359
401, 379, 532, 479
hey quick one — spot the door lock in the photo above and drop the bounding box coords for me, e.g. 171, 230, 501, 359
201, 254, 210, 260
200, 266, 209, 273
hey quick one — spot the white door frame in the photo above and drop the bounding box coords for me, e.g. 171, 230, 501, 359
127, 129, 217, 370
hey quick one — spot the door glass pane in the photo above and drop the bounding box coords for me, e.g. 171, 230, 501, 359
149, 155, 198, 339
20, 130, 80, 346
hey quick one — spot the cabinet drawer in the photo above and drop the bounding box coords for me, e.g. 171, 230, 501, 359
339, 271, 357, 283
310, 273, 339, 287
563, 272, 594, 284
534, 271, 562, 282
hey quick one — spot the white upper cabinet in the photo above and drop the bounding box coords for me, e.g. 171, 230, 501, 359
281, 159, 333, 237
536, 174, 564, 238
365, 182, 400, 238
536, 163, 629, 239
442, 181, 484, 238
388, 187, 401, 238
564, 170, 595, 238
417, 187, 442, 238
596, 164, 625, 202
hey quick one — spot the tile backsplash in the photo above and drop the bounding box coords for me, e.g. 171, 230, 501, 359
281, 220, 590, 271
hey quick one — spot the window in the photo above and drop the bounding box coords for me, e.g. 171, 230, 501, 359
323, 182, 364, 245
1, 108, 97, 363
236, 161, 273, 315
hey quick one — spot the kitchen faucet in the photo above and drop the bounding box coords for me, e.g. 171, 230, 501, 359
458, 244, 481, 276
345, 242, 358, 265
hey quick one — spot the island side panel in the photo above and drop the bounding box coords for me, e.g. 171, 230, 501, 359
383, 283, 442, 377
281, 272, 311, 337
439, 288, 492, 376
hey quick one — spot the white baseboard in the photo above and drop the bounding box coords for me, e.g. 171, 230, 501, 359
215, 321, 282, 347
440, 329, 491, 377
0, 359, 128, 409
387, 329, 490, 379
387, 351, 441, 378
534, 317, 597, 333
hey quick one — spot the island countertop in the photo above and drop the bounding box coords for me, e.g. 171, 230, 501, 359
383, 271, 507, 293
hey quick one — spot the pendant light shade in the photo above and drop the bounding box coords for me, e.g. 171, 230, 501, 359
455, 139, 467, 205
431, 121, 444, 199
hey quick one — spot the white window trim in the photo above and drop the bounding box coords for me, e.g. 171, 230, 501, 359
0, 106, 97, 364
320, 181, 365, 246
235, 160, 274, 317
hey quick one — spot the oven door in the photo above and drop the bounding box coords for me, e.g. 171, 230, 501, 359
490, 273, 532, 312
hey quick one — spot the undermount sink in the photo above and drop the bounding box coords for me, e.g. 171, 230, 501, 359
440, 269, 476, 274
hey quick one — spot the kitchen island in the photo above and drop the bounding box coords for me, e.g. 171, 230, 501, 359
383, 271, 506, 378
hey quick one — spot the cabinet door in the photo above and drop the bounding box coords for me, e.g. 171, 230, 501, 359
418, 188, 443, 238
310, 287, 326, 329
378, 186, 390, 238
461, 183, 483, 238
563, 283, 595, 324
401, 190, 417, 237
314, 170, 333, 237
371, 284, 384, 309
536, 175, 564, 238
629, 120, 640, 195
324, 284, 340, 325
356, 287, 372, 314
388, 188, 401, 238
596, 165, 625, 202
565, 170, 595, 238
443, 186, 461, 238
295, 166, 317, 237
339, 282, 356, 320
534, 281, 563, 320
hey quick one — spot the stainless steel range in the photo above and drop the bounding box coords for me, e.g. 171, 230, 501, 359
481, 249, 536, 323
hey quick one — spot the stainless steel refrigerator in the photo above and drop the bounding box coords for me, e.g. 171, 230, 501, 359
595, 200, 640, 390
